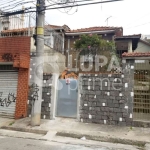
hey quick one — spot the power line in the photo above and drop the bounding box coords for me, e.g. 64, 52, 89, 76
124, 12, 150, 28
125, 21, 150, 30
1, 1, 35, 11
45, 0, 123, 10
1, 0, 123, 16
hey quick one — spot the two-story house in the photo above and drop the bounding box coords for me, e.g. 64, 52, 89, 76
64, 26, 123, 73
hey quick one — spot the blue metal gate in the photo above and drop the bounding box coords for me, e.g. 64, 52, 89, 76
56, 79, 78, 118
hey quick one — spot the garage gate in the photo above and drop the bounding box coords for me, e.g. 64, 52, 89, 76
134, 60, 150, 121
0, 65, 18, 118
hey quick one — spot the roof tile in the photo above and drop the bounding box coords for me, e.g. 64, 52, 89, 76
66, 26, 122, 33
122, 52, 150, 57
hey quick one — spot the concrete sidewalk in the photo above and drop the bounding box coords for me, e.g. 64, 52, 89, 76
1, 117, 150, 147
0, 117, 14, 127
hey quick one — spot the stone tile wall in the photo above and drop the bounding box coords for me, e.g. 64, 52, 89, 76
79, 59, 134, 126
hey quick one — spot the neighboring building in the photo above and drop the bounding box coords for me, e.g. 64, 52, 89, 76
0, 13, 25, 31
115, 34, 141, 58
135, 39, 150, 53
0, 36, 30, 119
0, 23, 69, 119
64, 26, 123, 73
115, 34, 150, 56
0, 25, 69, 74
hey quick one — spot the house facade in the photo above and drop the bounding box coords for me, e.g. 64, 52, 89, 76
135, 39, 150, 53
0, 22, 68, 119
64, 26, 123, 73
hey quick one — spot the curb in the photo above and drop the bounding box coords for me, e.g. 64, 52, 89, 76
56, 131, 146, 148
0, 126, 48, 135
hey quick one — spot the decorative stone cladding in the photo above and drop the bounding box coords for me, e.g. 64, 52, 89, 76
28, 52, 53, 119
28, 74, 52, 119
79, 59, 134, 126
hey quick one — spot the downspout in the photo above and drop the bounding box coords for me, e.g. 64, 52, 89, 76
67, 39, 70, 68
60, 30, 65, 54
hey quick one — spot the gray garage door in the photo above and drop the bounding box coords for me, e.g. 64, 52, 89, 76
0, 65, 18, 118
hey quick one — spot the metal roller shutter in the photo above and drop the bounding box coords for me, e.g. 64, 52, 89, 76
0, 71, 18, 118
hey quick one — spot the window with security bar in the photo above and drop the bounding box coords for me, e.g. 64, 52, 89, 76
134, 60, 150, 121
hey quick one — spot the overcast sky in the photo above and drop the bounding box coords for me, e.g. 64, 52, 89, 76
45, 0, 150, 35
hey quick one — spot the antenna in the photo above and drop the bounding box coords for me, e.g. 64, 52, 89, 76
105, 16, 112, 26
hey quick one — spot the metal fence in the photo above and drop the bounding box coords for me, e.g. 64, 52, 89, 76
134, 59, 150, 121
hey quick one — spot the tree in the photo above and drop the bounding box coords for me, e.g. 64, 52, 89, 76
73, 34, 120, 72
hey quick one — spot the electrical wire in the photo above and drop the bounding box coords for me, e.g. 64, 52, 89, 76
2, 1, 35, 11
0, 0, 123, 16
125, 21, 150, 30
125, 12, 150, 28
47, 0, 78, 15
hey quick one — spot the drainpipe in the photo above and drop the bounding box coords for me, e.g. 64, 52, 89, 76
60, 30, 64, 54
67, 39, 70, 68
76, 51, 80, 73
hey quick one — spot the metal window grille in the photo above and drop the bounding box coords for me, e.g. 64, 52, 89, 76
134, 60, 150, 121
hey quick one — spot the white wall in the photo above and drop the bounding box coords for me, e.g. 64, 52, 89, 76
135, 41, 150, 53
30, 37, 66, 74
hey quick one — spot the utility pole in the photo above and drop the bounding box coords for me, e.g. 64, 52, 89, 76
31, 0, 45, 126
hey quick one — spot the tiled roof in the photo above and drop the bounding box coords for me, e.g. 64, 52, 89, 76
115, 34, 141, 39
122, 52, 150, 57
45, 24, 63, 29
66, 26, 123, 33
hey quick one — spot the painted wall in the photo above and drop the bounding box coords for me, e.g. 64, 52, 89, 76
135, 41, 150, 53
30, 37, 66, 74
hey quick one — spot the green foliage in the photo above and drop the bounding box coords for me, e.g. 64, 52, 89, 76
73, 34, 121, 73
74, 34, 115, 50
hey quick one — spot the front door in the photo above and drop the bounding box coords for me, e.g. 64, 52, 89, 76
56, 79, 78, 118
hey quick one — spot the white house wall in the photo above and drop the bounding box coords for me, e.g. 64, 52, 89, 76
135, 41, 150, 53
30, 37, 66, 74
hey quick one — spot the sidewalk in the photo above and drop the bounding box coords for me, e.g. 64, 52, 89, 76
1, 117, 150, 147
0, 117, 14, 127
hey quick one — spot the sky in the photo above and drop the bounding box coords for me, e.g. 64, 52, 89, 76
45, 0, 150, 35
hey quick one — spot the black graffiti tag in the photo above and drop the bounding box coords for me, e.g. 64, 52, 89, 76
0, 92, 16, 107
31, 84, 39, 101
2, 53, 14, 61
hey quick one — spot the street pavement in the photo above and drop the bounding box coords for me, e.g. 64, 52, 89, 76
0, 129, 140, 150
2, 117, 150, 146
0, 136, 118, 150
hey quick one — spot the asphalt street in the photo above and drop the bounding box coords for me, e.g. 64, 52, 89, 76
0, 136, 117, 150
0, 129, 140, 150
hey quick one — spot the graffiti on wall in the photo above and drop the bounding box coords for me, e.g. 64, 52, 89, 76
0, 92, 16, 107
2, 53, 14, 61
30, 83, 39, 101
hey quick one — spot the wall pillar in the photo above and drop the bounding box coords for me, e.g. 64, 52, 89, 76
128, 40, 132, 53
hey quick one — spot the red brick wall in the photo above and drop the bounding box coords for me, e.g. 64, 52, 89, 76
0, 37, 31, 119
